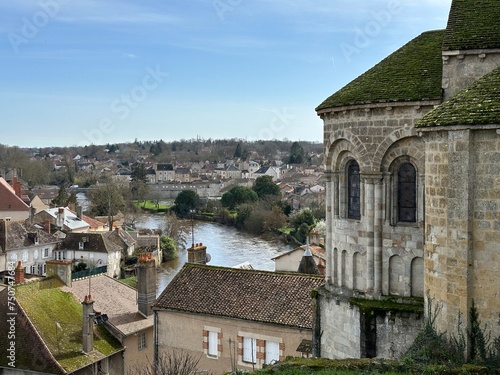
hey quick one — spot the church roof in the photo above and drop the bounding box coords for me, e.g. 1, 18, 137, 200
443, 0, 500, 51
417, 65, 500, 128
316, 30, 444, 111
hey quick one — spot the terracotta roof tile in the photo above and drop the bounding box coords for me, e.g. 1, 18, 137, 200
0, 178, 30, 212
154, 263, 324, 329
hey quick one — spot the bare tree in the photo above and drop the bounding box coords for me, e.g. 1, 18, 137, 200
128, 349, 206, 375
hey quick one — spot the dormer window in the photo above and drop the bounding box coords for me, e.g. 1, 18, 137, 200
79, 242, 84, 250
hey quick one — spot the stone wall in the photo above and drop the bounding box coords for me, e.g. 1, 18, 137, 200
422, 127, 500, 338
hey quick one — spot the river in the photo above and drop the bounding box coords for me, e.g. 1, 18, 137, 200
133, 214, 293, 295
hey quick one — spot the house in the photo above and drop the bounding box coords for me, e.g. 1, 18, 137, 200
175, 167, 191, 182
315, 0, 500, 360
273, 240, 325, 275
0, 267, 124, 374
146, 166, 157, 184
25, 192, 50, 213
28, 186, 59, 206
156, 163, 174, 182
221, 164, 241, 180
0, 219, 61, 277
60, 253, 156, 373
253, 165, 283, 182
62, 229, 135, 278
153, 263, 324, 374
0, 177, 30, 221
35, 207, 90, 233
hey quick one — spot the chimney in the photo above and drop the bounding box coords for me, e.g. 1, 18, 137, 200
188, 243, 209, 264
44, 219, 51, 234
29, 207, 36, 224
56, 207, 64, 229
297, 237, 320, 275
15, 261, 25, 284
82, 294, 94, 353
136, 252, 157, 317
76, 205, 83, 219
12, 177, 21, 198
46, 260, 72, 287
115, 226, 120, 235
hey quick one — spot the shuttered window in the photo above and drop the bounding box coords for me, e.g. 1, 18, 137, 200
208, 331, 218, 357
243, 337, 256, 363
265, 341, 279, 365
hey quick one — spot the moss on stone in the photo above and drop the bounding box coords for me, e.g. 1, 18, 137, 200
443, 0, 500, 51
316, 30, 444, 111
417, 66, 500, 127
349, 296, 424, 315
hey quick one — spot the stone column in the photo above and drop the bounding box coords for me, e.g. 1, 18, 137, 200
325, 171, 334, 284
364, 176, 375, 292
374, 177, 384, 295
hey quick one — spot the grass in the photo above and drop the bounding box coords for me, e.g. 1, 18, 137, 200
118, 276, 137, 289
134, 200, 171, 212
15, 278, 123, 373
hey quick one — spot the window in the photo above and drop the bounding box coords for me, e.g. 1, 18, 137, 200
243, 337, 256, 364
397, 163, 417, 222
79, 242, 84, 250
208, 331, 218, 357
54, 251, 64, 261
22, 251, 29, 262
43, 248, 50, 258
265, 341, 280, 365
347, 160, 361, 219
138, 332, 147, 351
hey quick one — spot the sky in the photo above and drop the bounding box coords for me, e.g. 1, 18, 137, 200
0, 0, 453, 148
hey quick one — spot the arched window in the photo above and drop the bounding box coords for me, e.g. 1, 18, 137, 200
397, 163, 417, 222
347, 161, 360, 219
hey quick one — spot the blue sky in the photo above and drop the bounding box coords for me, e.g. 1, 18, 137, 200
0, 0, 452, 148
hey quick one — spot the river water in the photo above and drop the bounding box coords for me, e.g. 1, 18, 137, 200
133, 214, 293, 295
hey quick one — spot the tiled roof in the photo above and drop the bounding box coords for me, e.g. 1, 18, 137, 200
417, 65, 500, 128
316, 30, 444, 111
63, 275, 153, 336
443, 0, 500, 51
0, 178, 30, 212
154, 263, 324, 329
0, 220, 60, 252
156, 163, 173, 171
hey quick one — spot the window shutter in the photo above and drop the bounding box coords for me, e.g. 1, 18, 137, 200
208, 331, 218, 356
243, 337, 256, 363
265, 341, 279, 364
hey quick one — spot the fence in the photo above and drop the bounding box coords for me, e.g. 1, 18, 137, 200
72, 265, 107, 280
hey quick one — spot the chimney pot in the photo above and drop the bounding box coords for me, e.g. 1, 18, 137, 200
15, 261, 25, 284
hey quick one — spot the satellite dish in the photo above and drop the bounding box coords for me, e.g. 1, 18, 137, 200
205, 253, 211, 264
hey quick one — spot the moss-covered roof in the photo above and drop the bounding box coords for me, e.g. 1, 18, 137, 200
443, 0, 500, 51
15, 278, 123, 373
417, 65, 500, 128
316, 30, 444, 111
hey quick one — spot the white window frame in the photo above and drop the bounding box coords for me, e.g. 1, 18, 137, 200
43, 248, 50, 258
138, 332, 147, 351
79, 242, 84, 250
22, 251, 29, 262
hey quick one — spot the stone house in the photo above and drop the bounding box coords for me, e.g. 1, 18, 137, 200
156, 163, 175, 182
153, 263, 324, 374
273, 241, 325, 275
175, 167, 191, 182
315, 0, 500, 359
0, 219, 61, 277
35, 207, 90, 233
254, 165, 283, 182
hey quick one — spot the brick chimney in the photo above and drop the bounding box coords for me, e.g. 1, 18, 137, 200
15, 261, 24, 284
56, 207, 64, 229
76, 205, 83, 219
12, 177, 21, 198
82, 294, 94, 353
44, 219, 51, 234
136, 252, 156, 317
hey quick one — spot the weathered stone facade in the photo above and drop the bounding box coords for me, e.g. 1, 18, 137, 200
316, 0, 500, 359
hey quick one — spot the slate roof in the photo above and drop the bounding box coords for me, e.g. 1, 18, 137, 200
316, 30, 445, 111
0, 177, 30, 212
63, 275, 153, 337
63, 232, 122, 253
41, 207, 90, 231
443, 0, 500, 51
154, 263, 324, 329
0, 220, 60, 252
417, 65, 500, 127
156, 163, 174, 171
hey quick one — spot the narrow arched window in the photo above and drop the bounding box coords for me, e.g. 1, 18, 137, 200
398, 163, 416, 222
347, 160, 361, 220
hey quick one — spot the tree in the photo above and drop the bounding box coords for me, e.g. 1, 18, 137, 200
289, 208, 316, 243
130, 162, 149, 203
252, 175, 281, 198
173, 190, 200, 218
288, 141, 306, 164
160, 235, 179, 262
52, 185, 69, 207
221, 186, 258, 210
88, 180, 127, 229
128, 349, 201, 375
234, 142, 243, 158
